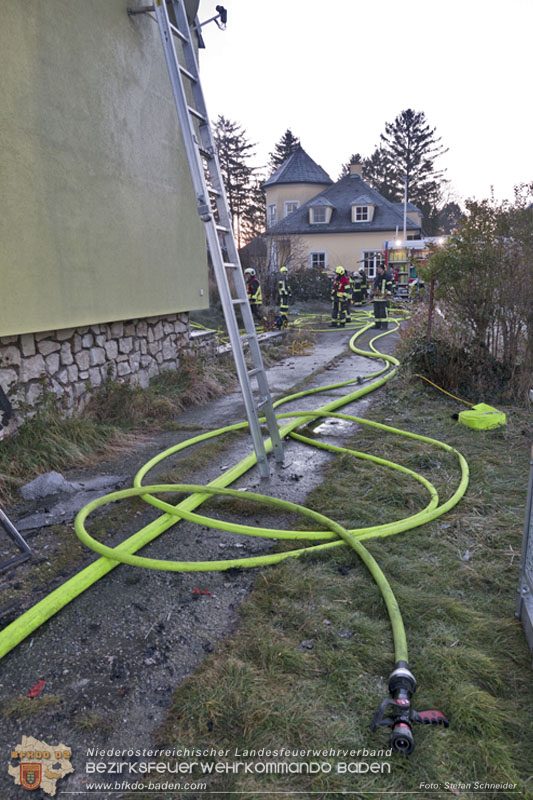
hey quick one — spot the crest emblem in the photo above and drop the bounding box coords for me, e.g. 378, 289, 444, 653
20, 763, 42, 790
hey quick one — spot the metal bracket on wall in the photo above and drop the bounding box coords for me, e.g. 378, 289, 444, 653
0, 508, 33, 573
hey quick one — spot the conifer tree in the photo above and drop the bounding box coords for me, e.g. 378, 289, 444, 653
361, 147, 397, 200
378, 109, 448, 230
242, 176, 267, 242
213, 115, 256, 248
268, 129, 301, 172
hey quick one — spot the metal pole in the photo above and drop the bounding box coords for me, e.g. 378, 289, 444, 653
0, 508, 33, 572
403, 176, 408, 243
516, 387, 533, 657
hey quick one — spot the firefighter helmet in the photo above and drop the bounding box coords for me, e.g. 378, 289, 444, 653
244, 268, 255, 277
335, 266, 345, 275
280, 266, 288, 273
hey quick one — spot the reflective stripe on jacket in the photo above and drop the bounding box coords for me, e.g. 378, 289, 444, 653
373, 271, 393, 296
247, 277, 262, 305
278, 277, 291, 296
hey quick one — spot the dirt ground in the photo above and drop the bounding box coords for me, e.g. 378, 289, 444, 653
0, 323, 399, 798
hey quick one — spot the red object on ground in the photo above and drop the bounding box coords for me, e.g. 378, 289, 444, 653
192, 588, 212, 596
25, 679, 46, 698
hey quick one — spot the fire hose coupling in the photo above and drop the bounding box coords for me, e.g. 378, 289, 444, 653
371, 661, 449, 755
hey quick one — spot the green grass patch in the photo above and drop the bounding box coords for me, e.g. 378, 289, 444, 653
153, 374, 533, 799
2, 695, 61, 720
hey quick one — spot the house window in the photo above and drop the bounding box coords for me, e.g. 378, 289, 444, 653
353, 206, 369, 221
284, 201, 300, 217
363, 250, 385, 279
310, 252, 327, 269
267, 203, 277, 228
311, 207, 327, 224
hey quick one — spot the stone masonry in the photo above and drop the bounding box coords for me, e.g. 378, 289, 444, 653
0, 313, 190, 440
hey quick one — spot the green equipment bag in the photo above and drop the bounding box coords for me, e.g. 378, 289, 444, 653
458, 403, 506, 431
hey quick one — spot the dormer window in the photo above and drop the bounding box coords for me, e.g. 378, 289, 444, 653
308, 198, 334, 224
354, 205, 369, 221
351, 198, 375, 223
311, 206, 327, 223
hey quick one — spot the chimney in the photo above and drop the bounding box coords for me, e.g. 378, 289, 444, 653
349, 163, 363, 177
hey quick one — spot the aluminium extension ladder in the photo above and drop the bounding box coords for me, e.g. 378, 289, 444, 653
128, 0, 283, 478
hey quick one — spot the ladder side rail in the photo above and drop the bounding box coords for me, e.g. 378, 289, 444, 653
152, 0, 271, 475
152, 1, 213, 222
167, 2, 254, 306
244, 336, 283, 459
203, 227, 271, 475
160, 1, 256, 321
170, 0, 284, 451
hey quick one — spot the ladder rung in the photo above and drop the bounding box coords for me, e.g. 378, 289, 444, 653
248, 368, 262, 378
169, 21, 187, 41
179, 64, 197, 82
257, 398, 269, 409
207, 186, 220, 195
231, 298, 247, 305
216, 225, 230, 233
223, 262, 237, 268
188, 105, 206, 122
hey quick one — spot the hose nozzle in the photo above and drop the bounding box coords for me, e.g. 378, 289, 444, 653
370, 661, 448, 755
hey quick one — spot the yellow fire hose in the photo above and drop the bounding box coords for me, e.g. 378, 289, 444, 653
0, 309, 468, 752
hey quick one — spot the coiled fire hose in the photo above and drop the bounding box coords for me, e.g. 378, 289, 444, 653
0, 309, 467, 753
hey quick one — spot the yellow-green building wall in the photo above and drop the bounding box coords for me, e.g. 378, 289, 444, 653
0, 0, 208, 338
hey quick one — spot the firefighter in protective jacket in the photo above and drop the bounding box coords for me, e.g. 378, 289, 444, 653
372, 264, 393, 328
277, 266, 292, 327
344, 271, 354, 323
353, 269, 367, 306
244, 268, 263, 322
330, 266, 350, 328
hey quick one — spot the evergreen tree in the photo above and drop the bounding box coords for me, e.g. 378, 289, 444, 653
242, 176, 267, 242
338, 153, 363, 179
213, 115, 256, 248
436, 201, 463, 235
378, 109, 448, 231
268, 129, 301, 172
362, 147, 397, 200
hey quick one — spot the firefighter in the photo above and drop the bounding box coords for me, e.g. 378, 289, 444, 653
277, 265, 292, 327
244, 268, 263, 323
360, 267, 369, 302
329, 266, 350, 328
344, 271, 353, 323
372, 264, 393, 329
353, 269, 364, 306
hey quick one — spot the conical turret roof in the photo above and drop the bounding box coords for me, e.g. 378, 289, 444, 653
263, 145, 333, 188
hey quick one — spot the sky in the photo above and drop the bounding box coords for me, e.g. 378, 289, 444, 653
197, 0, 533, 206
